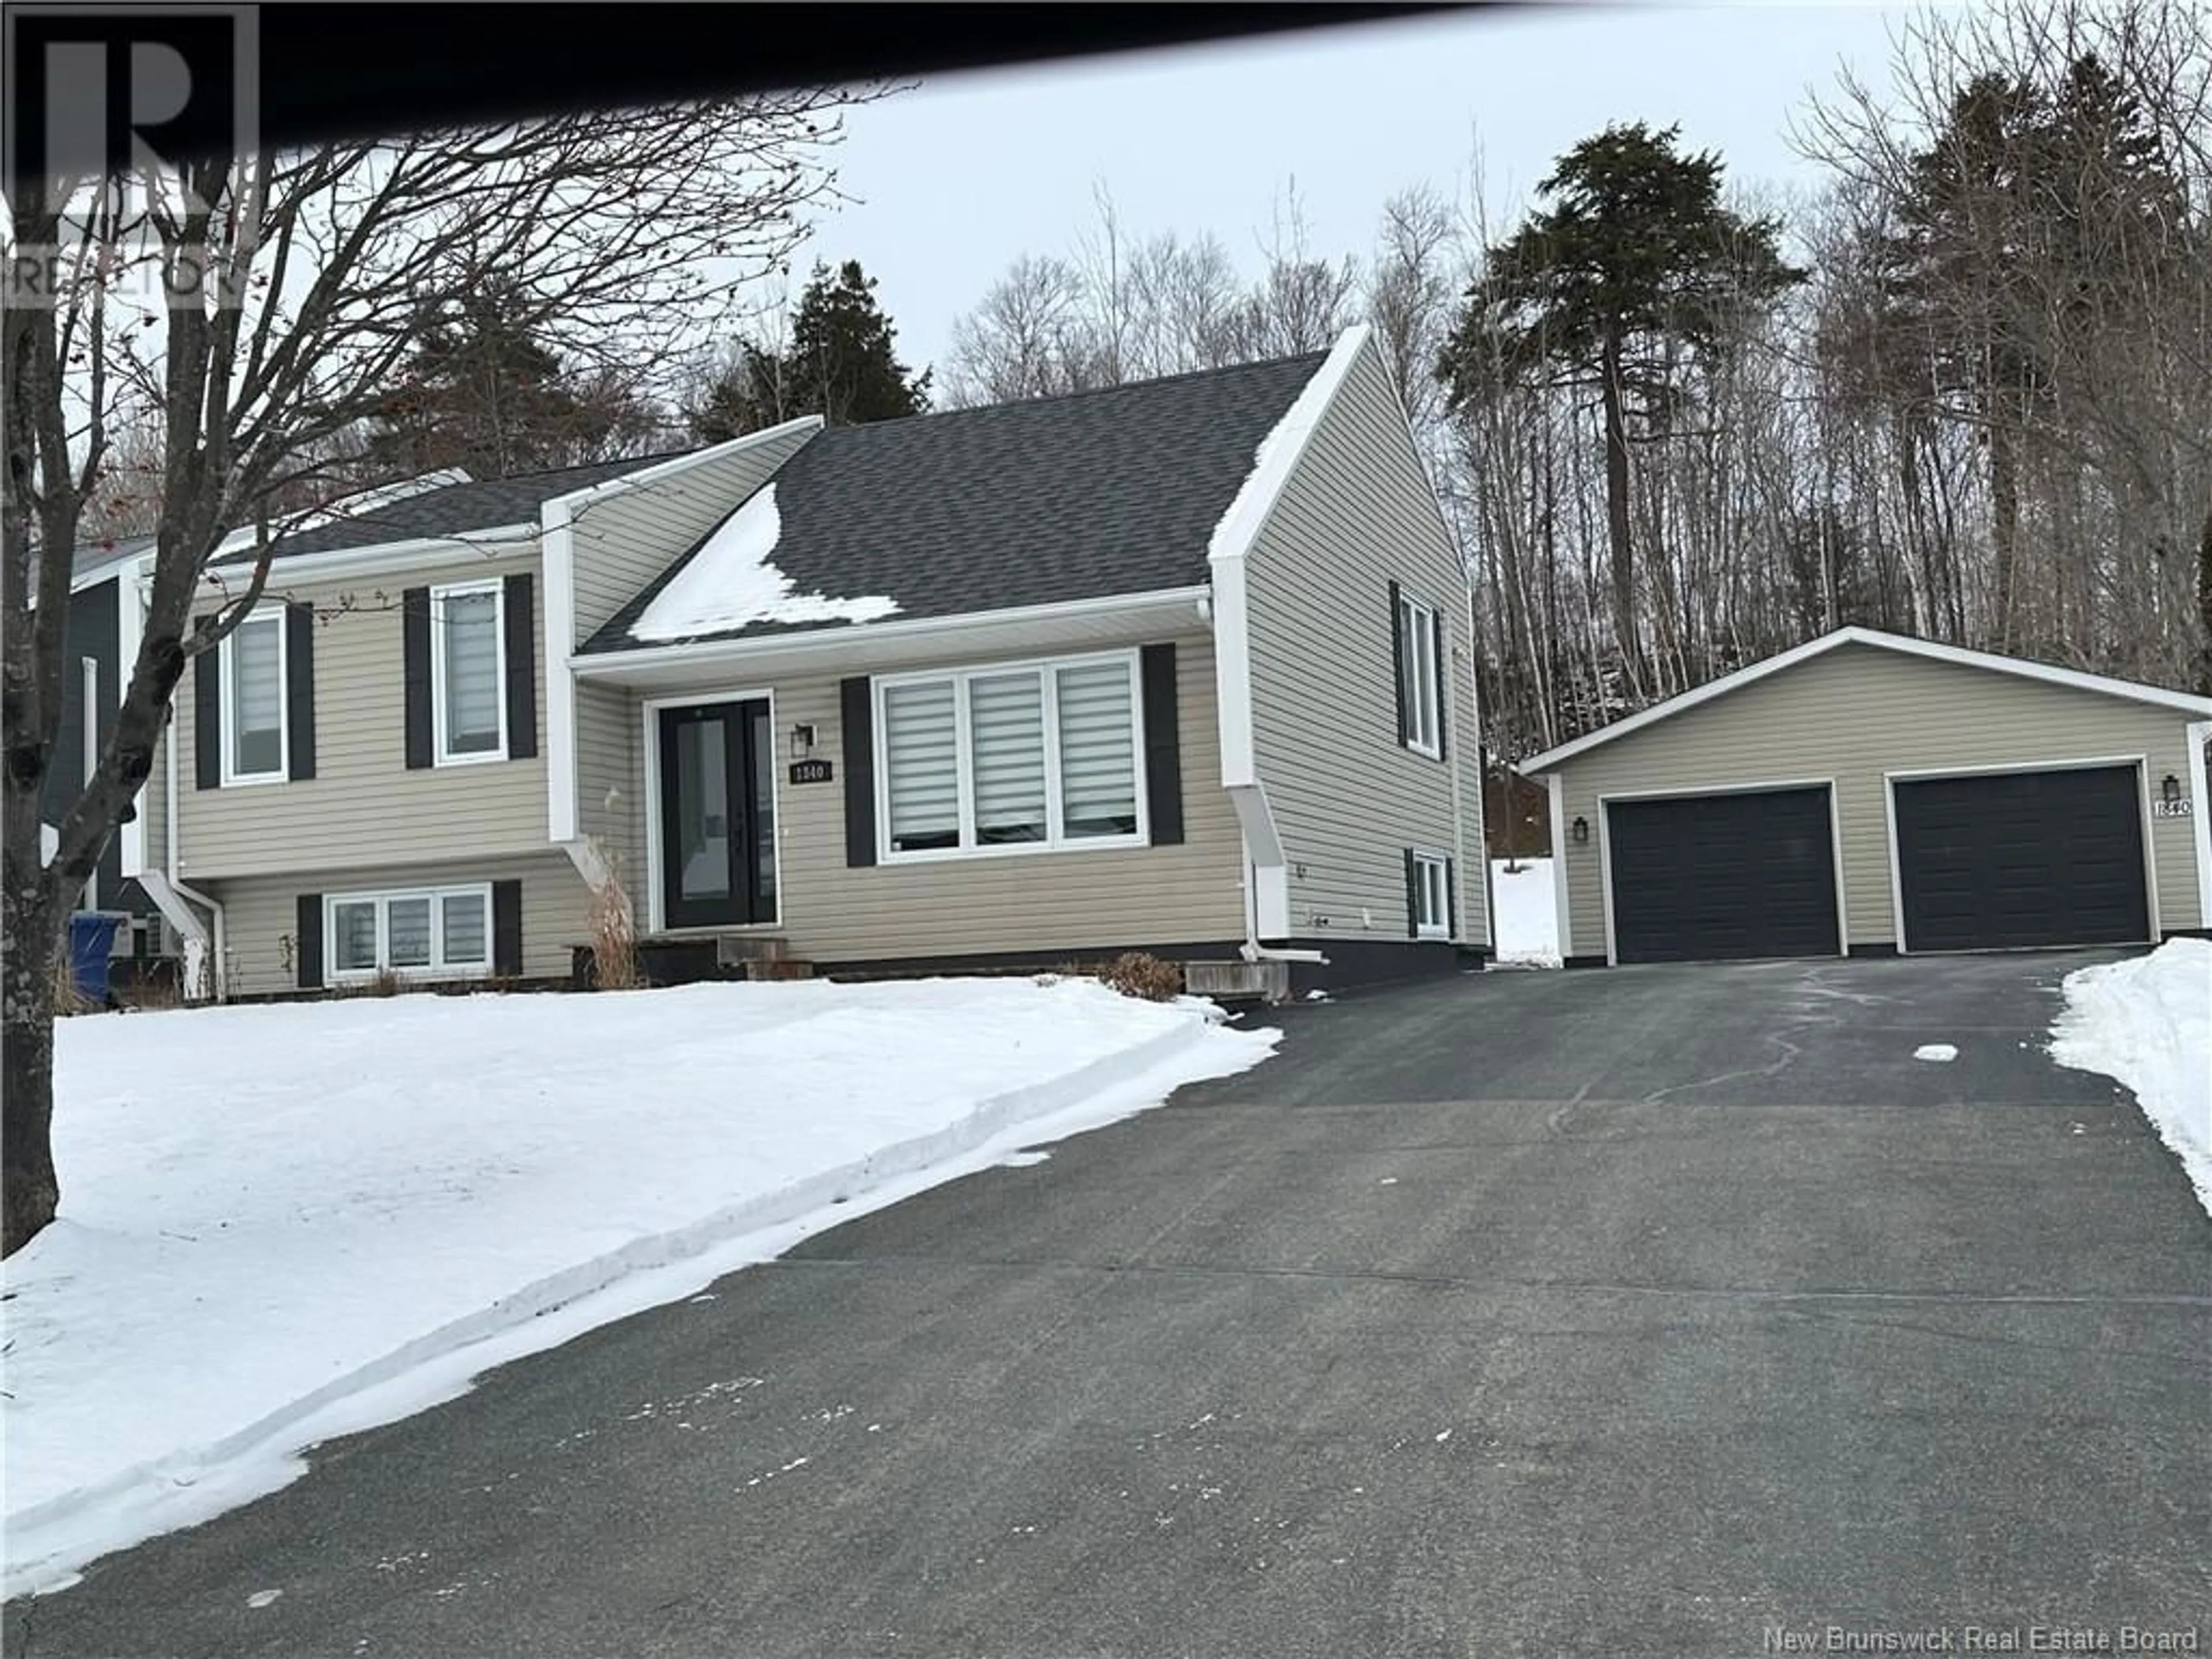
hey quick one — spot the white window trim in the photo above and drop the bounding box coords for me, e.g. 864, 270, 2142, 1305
873, 648, 1150, 865
324, 882, 495, 981
1398, 591, 1442, 762
430, 578, 508, 767
1411, 849, 1453, 940
219, 608, 289, 786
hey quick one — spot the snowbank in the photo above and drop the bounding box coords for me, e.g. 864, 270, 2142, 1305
2, 977, 1275, 1595
1491, 858, 1561, 967
629, 484, 900, 641
2050, 938, 2212, 1218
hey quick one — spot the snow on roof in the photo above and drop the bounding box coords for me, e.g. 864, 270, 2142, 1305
1206, 324, 1369, 566
627, 484, 901, 643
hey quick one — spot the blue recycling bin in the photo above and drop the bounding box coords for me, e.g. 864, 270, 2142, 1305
67, 912, 123, 1006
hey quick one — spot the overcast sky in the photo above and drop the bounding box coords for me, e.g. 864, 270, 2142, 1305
784, 4, 1927, 376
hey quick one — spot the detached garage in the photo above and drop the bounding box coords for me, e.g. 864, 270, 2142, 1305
1522, 628, 2212, 967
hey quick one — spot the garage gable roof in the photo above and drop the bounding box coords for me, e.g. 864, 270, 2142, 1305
1520, 627, 2212, 775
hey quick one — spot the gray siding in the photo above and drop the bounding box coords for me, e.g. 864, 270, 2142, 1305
1547, 643, 2206, 959
176, 550, 548, 881
567, 425, 817, 643
1245, 336, 1487, 945
210, 850, 590, 998
615, 632, 1245, 961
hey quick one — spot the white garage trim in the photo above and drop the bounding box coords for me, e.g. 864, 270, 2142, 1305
1546, 771, 1573, 961
2188, 721, 2211, 933
1594, 775, 1846, 968
1881, 754, 2155, 954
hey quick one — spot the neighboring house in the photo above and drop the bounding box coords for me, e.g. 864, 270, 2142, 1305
126, 326, 1487, 999
36, 537, 164, 959
1520, 627, 2212, 967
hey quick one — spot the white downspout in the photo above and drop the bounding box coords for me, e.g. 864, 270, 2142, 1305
137, 702, 225, 1001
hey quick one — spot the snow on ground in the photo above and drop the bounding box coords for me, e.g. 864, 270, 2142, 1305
628, 484, 901, 641
1490, 858, 1561, 968
2050, 938, 2212, 1219
1913, 1044, 1959, 1063
2, 977, 1275, 1596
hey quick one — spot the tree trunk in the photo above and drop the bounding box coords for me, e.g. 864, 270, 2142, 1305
2, 782, 62, 1256
1599, 329, 1638, 685
1988, 414, 2020, 652
2195, 506, 2212, 698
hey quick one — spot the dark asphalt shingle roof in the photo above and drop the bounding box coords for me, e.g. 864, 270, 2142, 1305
215, 453, 678, 564
582, 351, 1330, 653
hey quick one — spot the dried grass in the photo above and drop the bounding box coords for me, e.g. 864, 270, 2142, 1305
584, 836, 643, 991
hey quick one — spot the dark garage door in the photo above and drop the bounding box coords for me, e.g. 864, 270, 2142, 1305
1607, 787, 1840, 964
1893, 765, 2149, 952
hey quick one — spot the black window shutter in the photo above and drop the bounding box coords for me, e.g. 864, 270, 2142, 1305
1388, 579, 1408, 746
503, 573, 537, 760
402, 587, 432, 769
492, 879, 524, 976
1443, 857, 1456, 942
1404, 849, 1421, 938
296, 893, 323, 990
286, 601, 316, 781
1430, 607, 1448, 763
840, 676, 876, 868
1140, 643, 1183, 846
194, 622, 222, 789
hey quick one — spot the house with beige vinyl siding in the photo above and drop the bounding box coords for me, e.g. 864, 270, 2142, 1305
123, 324, 1486, 1001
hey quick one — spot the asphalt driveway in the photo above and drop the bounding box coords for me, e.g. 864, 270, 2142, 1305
9, 951, 2209, 1658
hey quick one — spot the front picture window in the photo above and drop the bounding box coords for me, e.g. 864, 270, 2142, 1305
876, 653, 1145, 860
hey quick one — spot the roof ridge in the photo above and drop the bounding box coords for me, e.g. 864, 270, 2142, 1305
820, 349, 1335, 438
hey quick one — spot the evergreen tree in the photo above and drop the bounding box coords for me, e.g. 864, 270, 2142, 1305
1438, 123, 1804, 681
370, 281, 658, 478
688, 260, 930, 441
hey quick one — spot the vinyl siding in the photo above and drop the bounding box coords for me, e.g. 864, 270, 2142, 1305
1245, 338, 1487, 945
567, 425, 818, 642
1546, 643, 2206, 959
209, 850, 590, 998
627, 632, 1245, 961
574, 680, 644, 879
176, 550, 548, 880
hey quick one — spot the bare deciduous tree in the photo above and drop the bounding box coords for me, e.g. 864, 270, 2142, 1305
2, 86, 884, 1255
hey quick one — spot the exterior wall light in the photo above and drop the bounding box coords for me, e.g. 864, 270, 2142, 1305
1571, 815, 1590, 844
789, 723, 816, 761
2162, 772, 2183, 806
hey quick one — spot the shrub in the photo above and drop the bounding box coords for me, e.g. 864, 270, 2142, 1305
50, 952, 96, 1017
1099, 951, 1183, 1002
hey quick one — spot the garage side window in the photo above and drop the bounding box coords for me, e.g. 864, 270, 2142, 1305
1394, 589, 1443, 760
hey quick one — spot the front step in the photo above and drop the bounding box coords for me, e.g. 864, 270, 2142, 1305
1181, 959, 1291, 1004
741, 957, 815, 982
715, 934, 791, 966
